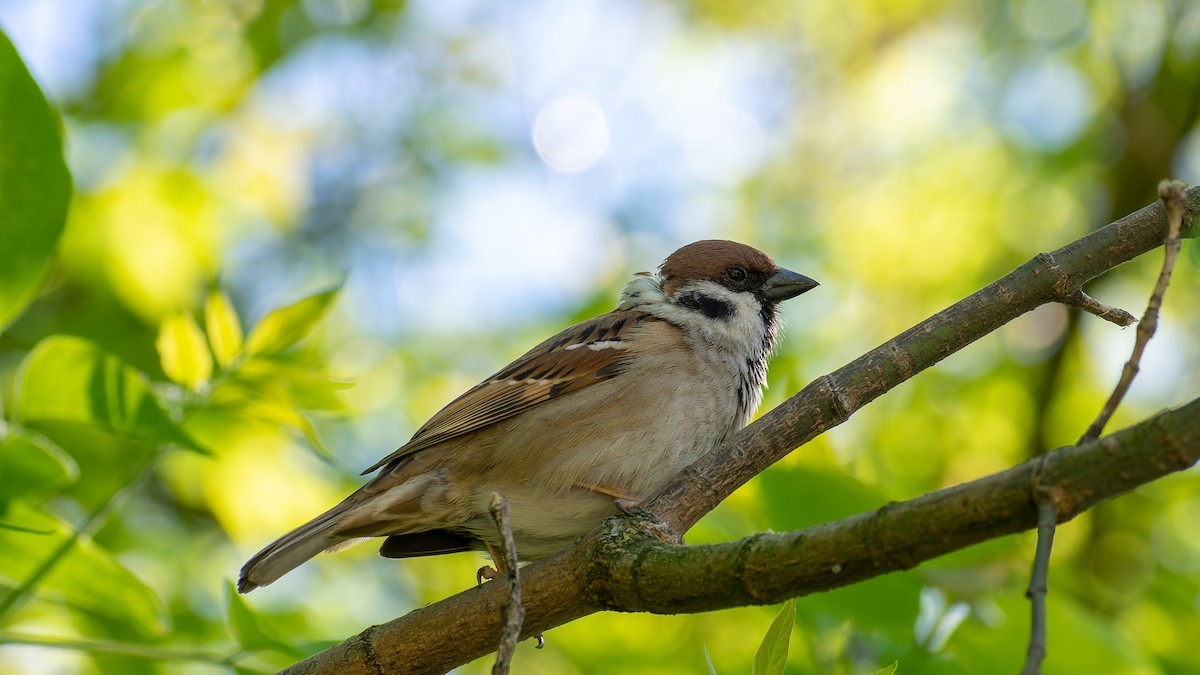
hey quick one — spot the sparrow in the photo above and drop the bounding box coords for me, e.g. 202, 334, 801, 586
238, 240, 818, 592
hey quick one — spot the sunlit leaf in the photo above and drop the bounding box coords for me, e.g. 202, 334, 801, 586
233, 359, 351, 412
0, 431, 78, 505
245, 285, 341, 357
867, 662, 899, 675
0, 30, 72, 332
14, 336, 206, 453
157, 310, 214, 390
206, 289, 244, 369
752, 599, 795, 675
217, 397, 334, 462
0, 501, 169, 636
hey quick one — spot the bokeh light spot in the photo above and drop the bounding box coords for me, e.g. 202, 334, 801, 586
1000, 54, 1095, 150
532, 93, 610, 174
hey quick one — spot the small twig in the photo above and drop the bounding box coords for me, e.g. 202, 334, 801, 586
1019, 497, 1057, 675
489, 492, 525, 675
1060, 290, 1135, 326
1019, 180, 1188, 675
1079, 179, 1187, 444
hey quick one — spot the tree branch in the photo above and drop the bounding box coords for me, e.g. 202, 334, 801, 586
594, 396, 1199, 613
286, 395, 1200, 674
281, 189, 1200, 674
650, 186, 1199, 533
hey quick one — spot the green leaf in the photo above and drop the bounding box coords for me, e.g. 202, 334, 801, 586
233, 359, 351, 413
157, 311, 214, 390
245, 285, 341, 357
0, 29, 72, 332
206, 290, 244, 368
229, 398, 333, 462
866, 662, 899, 675
752, 599, 795, 675
0, 501, 168, 636
14, 336, 206, 453
0, 431, 78, 505
226, 583, 301, 656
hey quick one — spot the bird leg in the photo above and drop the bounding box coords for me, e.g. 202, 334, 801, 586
476, 542, 507, 585
577, 482, 646, 515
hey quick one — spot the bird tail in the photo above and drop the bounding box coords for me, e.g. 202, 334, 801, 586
237, 499, 361, 593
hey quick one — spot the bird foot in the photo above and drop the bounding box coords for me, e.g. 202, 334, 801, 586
534, 632, 546, 649
476, 565, 500, 585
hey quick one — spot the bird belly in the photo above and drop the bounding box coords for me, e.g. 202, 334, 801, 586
449, 362, 744, 557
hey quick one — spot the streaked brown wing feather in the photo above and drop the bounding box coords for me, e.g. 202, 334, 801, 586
361, 310, 654, 475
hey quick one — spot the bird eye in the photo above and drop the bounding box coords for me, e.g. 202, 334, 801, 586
726, 267, 747, 282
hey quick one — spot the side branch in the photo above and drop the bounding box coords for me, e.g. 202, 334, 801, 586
1079, 180, 1188, 443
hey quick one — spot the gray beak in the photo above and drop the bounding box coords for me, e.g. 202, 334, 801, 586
762, 267, 819, 302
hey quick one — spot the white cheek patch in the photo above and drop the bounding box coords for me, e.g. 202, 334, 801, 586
652, 280, 770, 355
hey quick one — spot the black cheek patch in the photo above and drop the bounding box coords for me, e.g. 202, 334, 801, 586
678, 293, 735, 320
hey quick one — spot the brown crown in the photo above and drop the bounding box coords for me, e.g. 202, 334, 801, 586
660, 240, 777, 296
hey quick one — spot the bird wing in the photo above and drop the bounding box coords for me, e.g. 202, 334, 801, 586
361, 310, 655, 475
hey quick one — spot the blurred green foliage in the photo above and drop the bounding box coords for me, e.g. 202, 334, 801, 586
0, 1, 1199, 674
0, 31, 70, 330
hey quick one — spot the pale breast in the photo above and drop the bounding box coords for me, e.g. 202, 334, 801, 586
440, 319, 749, 555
